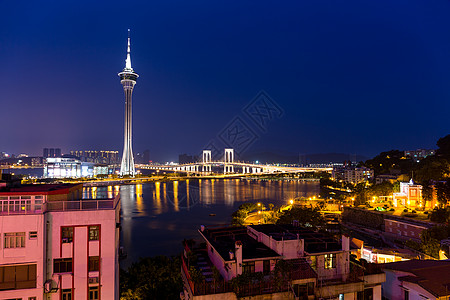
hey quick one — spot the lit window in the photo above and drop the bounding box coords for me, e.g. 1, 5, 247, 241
324, 254, 336, 269
89, 226, 99, 241
4, 232, 25, 248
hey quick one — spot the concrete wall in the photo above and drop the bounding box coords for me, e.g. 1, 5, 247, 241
49, 208, 119, 299
247, 226, 304, 259
382, 270, 411, 300
0, 214, 45, 299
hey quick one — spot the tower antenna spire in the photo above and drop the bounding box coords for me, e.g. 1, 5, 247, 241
125, 29, 132, 70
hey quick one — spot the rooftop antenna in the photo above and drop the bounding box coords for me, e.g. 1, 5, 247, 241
125, 29, 132, 70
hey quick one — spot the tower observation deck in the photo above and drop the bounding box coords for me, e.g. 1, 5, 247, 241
118, 30, 139, 176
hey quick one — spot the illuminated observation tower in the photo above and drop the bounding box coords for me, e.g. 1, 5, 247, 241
119, 30, 139, 176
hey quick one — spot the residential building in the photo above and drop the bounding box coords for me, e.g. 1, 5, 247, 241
0, 183, 120, 299
333, 166, 374, 184
375, 174, 398, 185
393, 180, 423, 208
404, 149, 435, 163
382, 260, 450, 300
383, 218, 433, 242
181, 224, 385, 299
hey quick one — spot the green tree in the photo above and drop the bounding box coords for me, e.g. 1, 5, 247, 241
276, 206, 324, 229
363, 150, 413, 176
436, 180, 450, 206
120, 256, 182, 300
430, 207, 450, 223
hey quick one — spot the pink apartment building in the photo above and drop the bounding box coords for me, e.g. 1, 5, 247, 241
0, 183, 120, 300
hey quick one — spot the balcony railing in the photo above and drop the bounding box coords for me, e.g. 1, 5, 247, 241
44, 197, 118, 212
0, 195, 119, 215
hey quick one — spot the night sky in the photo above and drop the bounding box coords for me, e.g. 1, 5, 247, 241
1, 1, 450, 162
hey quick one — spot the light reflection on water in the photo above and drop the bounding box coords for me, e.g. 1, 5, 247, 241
83, 178, 319, 266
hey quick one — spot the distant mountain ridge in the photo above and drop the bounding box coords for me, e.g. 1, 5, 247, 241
239, 151, 368, 164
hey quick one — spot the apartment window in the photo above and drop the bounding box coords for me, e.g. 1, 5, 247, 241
4, 232, 25, 248
62, 288, 72, 300
89, 226, 99, 241
29, 297, 37, 300
324, 253, 336, 269
242, 261, 255, 274
29, 231, 38, 239
88, 256, 100, 272
263, 260, 270, 274
0, 264, 37, 291
310, 256, 317, 270
89, 286, 99, 300
34, 200, 42, 211
62, 227, 73, 243
53, 258, 73, 273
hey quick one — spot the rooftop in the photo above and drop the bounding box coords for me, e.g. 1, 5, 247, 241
383, 260, 450, 297
0, 183, 81, 195
199, 226, 281, 262
249, 224, 342, 254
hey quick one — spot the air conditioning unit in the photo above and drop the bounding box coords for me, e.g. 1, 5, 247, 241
89, 277, 99, 284
44, 279, 58, 293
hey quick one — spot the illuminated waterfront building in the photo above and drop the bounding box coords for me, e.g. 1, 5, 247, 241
44, 157, 110, 178
0, 183, 120, 299
118, 30, 138, 176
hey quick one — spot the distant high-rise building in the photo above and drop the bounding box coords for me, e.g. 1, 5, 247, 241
43, 148, 61, 158
143, 150, 150, 164
70, 150, 119, 164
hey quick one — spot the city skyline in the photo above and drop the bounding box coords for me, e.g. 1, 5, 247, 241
1, 1, 450, 161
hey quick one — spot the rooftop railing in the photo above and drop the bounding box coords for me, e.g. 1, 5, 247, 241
0, 195, 119, 215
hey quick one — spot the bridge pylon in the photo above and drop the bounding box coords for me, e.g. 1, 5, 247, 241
202, 150, 212, 173
224, 148, 234, 173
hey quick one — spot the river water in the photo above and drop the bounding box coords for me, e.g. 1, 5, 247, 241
83, 178, 320, 267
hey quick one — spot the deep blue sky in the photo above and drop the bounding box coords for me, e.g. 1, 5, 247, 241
1, 1, 450, 162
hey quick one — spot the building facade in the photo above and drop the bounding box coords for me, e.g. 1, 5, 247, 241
333, 166, 374, 184
393, 180, 423, 208
0, 184, 120, 299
